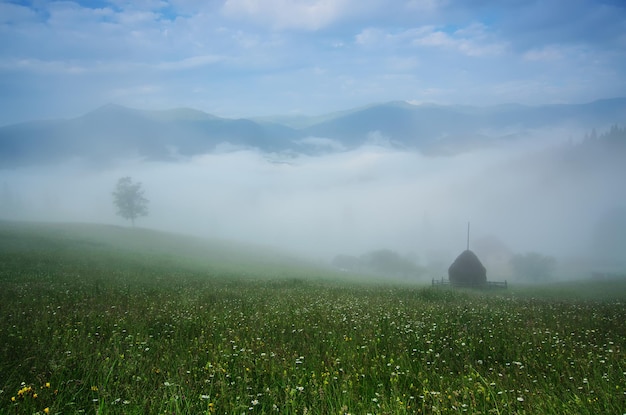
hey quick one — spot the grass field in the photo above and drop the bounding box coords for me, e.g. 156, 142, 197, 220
0, 221, 624, 414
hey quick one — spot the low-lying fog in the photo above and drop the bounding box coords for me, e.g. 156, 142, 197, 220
1, 128, 625, 280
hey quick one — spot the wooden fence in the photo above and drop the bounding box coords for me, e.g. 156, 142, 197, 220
432, 278, 508, 289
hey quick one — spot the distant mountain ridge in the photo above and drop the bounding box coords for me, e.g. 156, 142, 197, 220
1, 98, 625, 167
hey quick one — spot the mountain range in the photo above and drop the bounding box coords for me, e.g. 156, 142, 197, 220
1, 98, 625, 167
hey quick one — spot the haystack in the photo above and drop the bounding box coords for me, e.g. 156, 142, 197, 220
448, 249, 486, 286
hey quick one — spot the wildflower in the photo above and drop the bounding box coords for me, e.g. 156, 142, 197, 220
45, 383, 51, 388
18, 386, 32, 397
91, 386, 98, 392
44, 408, 50, 414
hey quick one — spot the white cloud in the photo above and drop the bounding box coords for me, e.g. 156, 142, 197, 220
413, 29, 453, 47
411, 23, 507, 56
523, 45, 566, 62
45, 2, 116, 26
355, 26, 432, 47
0, 58, 88, 74
0, 55, 223, 76
354, 23, 506, 56
222, 0, 362, 30
405, 0, 444, 12
355, 27, 385, 46
116, 9, 162, 25
386, 56, 420, 71
0, 1, 39, 23
156, 55, 225, 70
108, 0, 170, 11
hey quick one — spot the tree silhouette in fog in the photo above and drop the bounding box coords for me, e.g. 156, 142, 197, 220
112, 177, 149, 226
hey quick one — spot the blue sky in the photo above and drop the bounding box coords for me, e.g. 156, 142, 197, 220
1, 0, 625, 125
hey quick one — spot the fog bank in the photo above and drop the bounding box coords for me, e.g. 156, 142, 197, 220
1, 132, 624, 277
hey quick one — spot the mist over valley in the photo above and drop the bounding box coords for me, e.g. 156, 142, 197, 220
2, 100, 625, 282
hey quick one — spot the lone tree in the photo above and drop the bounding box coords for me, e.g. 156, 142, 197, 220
113, 176, 148, 226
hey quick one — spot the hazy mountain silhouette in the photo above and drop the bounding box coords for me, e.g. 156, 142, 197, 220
301, 98, 626, 154
1, 98, 625, 166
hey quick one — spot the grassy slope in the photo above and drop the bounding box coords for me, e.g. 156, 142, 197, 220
1, 221, 625, 414
0, 220, 340, 280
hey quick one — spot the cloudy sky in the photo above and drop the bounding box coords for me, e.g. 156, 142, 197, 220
1, 0, 625, 125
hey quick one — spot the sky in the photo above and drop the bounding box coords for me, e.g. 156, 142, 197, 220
1, 0, 625, 125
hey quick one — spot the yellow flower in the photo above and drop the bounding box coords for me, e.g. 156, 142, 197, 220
33, 393, 38, 399
11, 396, 16, 402
45, 382, 51, 388
91, 386, 98, 392
17, 386, 32, 397
44, 408, 50, 414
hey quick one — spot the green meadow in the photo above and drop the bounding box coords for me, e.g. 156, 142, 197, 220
0, 221, 624, 414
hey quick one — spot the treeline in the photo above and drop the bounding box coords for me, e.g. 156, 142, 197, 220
583, 124, 626, 147
577, 124, 626, 158
554, 124, 626, 170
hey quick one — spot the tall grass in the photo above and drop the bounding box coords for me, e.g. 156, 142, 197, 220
1, 222, 624, 414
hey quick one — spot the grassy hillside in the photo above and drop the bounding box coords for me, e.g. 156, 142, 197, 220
0, 221, 624, 414
0, 220, 336, 280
